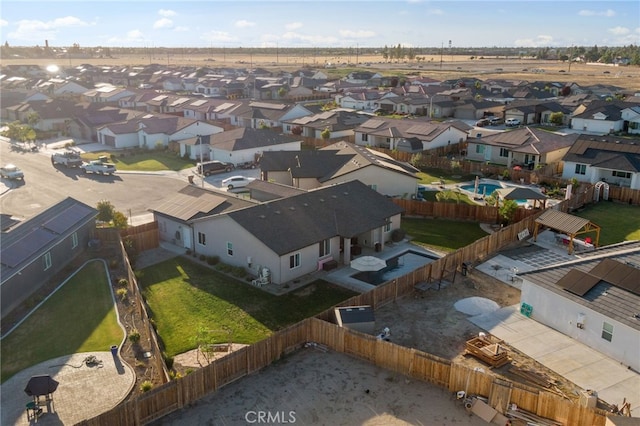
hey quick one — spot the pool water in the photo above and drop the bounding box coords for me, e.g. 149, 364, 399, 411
460, 183, 504, 195
351, 251, 438, 286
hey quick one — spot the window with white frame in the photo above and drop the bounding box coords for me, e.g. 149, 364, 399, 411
198, 232, 206, 246
71, 232, 78, 249
475, 145, 485, 154
319, 239, 330, 257
499, 148, 509, 158
612, 170, 631, 179
361, 133, 368, 142
289, 253, 301, 269
227, 242, 233, 256
575, 164, 586, 175
43, 252, 52, 270
384, 219, 392, 232
601, 322, 613, 342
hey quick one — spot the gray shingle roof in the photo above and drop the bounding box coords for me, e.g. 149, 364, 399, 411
227, 180, 404, 255
520, 241, 640, 331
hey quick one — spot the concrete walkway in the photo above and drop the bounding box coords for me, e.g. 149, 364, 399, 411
1, 351, 135, 425
469, 305, 640, 414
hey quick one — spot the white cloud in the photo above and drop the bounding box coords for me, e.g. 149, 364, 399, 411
578, 9, 615, 17
0, 19, 7, 27
153, 18, 173, 29
608, 26, 629, 36
201, 30, 237, 43
173, 26, 189, 32
107, 29, 145, 45
158, 9, 176, 17
235, 20, 255, 28
285, 22, 303, 31
9, 16, 91, 42
338, 29, 376, 39
426, 8, 444, 15
514, 35, 554, 48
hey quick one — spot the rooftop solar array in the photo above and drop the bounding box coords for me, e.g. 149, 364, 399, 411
1, 228, 57, 268
558, 269, 601, 296
589, 258, 640, 296
42, 203, 94, 234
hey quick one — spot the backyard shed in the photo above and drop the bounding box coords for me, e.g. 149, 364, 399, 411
334, 306, 375, 335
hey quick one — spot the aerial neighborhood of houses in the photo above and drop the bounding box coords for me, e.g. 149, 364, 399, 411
1, 60, 640, 424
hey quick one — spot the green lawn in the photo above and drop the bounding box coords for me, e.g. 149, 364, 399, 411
401, 217, 490, 252
137, 258, 358, 357
82, 151, 195, 171
417, 169, 477, 186
573, 202, 640, 245
0, 260, 122, 383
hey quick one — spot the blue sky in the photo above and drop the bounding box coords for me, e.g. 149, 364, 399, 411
1, 1, 639, 48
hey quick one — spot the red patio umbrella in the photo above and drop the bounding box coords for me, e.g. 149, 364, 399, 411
512, 165, 522, 171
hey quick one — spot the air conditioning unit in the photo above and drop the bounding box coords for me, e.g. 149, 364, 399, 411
577, 322, 584, 329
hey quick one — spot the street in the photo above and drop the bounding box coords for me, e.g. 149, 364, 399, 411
0, 140, 193, 225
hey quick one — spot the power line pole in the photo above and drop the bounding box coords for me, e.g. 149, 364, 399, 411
440, 42, 443, 70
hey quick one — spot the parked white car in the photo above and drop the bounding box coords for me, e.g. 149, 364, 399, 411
505, 118, 521, 127
222, 175, 256, 190
0, 164, 24, 180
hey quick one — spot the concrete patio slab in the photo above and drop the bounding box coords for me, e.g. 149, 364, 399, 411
469, 305, 640, 415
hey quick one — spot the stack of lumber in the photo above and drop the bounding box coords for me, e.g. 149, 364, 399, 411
509, 366, 555, 388
465, 335, 510, 368
506, 406, 563, 426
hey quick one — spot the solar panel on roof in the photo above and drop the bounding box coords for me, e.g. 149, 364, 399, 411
589, 258, 640, 296
557, 269, 601, 296
191, 99, 207, 106
1, 228, 57, 268
43, 204, 94, 234
170, 97, 190, 106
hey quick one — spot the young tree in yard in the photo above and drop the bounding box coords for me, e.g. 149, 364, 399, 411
320, 127, 331, 141
96, 200, 115, 223
549, 112, 564, 126
499, 200, 519, 225
112, 211, 129, 229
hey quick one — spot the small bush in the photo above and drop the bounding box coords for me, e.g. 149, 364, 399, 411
163, 352, 174, 370
117, 278, 129, 288
128, 329, 141, 344
199, 254, 206, 261
232, 266, 247, 278
391, 228, 406, 242
140, 380, 153, 392
116, 288, 128, 301
216, 263, 232, 273
185, 368, 194, 375
206, 256, 219, 265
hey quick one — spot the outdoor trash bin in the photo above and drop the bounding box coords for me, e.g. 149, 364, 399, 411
462, 263, 469, 276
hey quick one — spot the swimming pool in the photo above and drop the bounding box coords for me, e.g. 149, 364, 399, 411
351, 250, 438, 286
460, 183, 505, 196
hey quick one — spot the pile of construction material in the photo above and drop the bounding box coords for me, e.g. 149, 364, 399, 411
465, 333, 510, 368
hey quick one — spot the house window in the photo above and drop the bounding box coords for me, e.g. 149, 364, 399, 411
227, 242, 233, 256
601, 322, 613, 342
285, 125, 291, 132
370, 184, 377, 191
499, 148, 509, 158
71, 232, 78, 249
475, 145, 485, 154
361, 133, 368, 142
612, 171, 631, 179
384, 220, 392, 232
319, 239, 331, 257
198, 232, 206, 246
289, 253, 301, 269
43, 252, 52, 270
575, 164, 586, 175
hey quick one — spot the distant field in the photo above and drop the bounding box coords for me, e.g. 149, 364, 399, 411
4, 53, 639, 90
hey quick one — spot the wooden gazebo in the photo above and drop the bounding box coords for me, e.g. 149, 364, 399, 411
533, 209, 600, 254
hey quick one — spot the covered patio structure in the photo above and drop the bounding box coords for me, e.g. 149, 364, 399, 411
496, 187, 548, 209
532, 209, 600, 254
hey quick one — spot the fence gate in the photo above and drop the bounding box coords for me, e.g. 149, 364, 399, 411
489, 378, 513, 414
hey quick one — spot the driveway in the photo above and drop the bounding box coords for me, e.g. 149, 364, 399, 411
469, 305, 640, 414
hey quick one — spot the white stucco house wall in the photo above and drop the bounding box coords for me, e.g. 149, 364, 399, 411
518, 243, 640, 372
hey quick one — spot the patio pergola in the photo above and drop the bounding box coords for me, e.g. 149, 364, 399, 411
532, 209, 601, 254
496, 187, 548, 209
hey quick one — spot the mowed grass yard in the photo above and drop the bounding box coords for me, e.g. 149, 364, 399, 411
82, 151, 195, 172
574, 202, 640, 245
0, 260, 122, 383
401, 217, 490, 253
137, 258, 358, 357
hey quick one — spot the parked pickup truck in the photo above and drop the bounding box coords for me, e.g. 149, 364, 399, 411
51, 151, 83, 168
80, 160, 116, 175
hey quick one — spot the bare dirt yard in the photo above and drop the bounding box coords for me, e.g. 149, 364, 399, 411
155, 349, 491, 426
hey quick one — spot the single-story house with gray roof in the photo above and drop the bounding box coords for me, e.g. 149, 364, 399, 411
153, 180, 404, 286
1, 197, 97, 319
518, 241, 640, 372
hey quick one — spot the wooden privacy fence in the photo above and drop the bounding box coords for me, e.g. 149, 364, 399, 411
120, 222, 159, 253
393, 199, 539, 223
